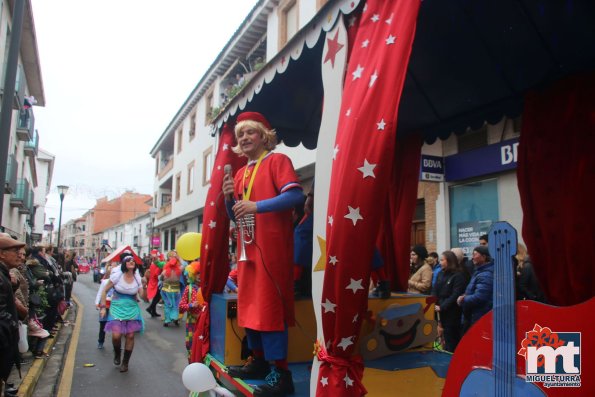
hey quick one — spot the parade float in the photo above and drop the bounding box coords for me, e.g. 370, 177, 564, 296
183, 0, 595, 395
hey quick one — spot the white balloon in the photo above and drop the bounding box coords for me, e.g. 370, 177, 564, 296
182, 363, 217, 392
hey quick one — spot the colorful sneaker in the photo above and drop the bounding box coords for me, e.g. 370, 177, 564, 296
227, 356, 270, 380
254, 368, 295, 396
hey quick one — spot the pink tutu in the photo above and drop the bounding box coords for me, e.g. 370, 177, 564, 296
105, 319, 143, 334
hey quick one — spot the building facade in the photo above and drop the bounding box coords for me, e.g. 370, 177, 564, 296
151, 0, 526, 259
0, 0, 48, 243
150, 0, 322, 252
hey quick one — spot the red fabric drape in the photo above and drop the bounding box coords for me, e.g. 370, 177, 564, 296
190, 123, 246, 363
377, 133, 423, 292
517, 73, 595, 307
318, 0, 421, 395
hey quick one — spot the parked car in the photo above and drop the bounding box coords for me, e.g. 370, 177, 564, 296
78, 260, 91, 274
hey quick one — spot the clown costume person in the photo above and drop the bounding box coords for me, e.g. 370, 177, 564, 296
222, 111, 303, 397
178, 261, 204, 362
160, 251, 183, 327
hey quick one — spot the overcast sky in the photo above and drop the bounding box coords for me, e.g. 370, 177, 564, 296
31, 0, 257, 225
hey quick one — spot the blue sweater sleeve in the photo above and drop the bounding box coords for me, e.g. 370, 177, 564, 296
226, 278, 238, 292
256, 188, 304, 213
225, 199, 236, 222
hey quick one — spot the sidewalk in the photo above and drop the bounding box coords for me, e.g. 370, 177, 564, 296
7, 301, 76, 397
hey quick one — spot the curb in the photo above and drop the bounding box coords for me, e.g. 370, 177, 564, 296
16, 297, 78, 397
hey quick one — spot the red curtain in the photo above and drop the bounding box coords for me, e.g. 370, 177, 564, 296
377, 132, 423, 292
317, 0, 421, 395
190, 123, 246, 362
517, 72, 595, 307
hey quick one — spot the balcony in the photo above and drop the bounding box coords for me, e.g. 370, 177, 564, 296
14, 65, 25, 110
158, 157, 174, 180
16, 108, 35, 141
156, 203, 172, 220
20, 188, 34, 215
0, 64, 25, 110
5, 153, 17, 193
24, 129, 39, 157
10, 178, 30, 210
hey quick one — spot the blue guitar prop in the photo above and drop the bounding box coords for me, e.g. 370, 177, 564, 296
459, 222, 544, 397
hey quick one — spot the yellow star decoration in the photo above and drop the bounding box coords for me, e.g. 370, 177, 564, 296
313, 235, 327, 272
327, 13, 332, 23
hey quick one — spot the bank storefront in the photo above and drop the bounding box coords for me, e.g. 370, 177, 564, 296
442, 137, 523, 253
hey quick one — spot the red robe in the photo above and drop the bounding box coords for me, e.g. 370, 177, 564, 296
147, 262, 162, 300
233, 152, 301, 331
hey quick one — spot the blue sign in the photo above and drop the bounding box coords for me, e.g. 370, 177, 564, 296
445, 138, 519, 181
420, 155, 444, 182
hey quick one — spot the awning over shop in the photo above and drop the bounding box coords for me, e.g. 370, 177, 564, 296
213, 0, 595, 144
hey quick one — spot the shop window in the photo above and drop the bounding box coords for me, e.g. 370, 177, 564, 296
170, 229, 177, 251
449, 179, 499, 254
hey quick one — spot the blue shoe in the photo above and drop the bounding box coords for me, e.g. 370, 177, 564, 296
97, 342, 104, 349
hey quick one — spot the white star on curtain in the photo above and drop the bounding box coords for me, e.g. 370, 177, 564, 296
338, 336, 354, 351
344, 206, 363, 226
357, 159, 377, 178
346, 278, 364, 294
321, 299, 337, 313
352, 65, 364, 80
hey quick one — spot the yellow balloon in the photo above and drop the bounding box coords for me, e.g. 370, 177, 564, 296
175, 232, 202, 261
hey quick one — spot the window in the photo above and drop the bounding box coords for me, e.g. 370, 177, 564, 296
279, 0, 299, 49
411, 199, 425, 247
177, 128, 183, 153
316, 0, 328, 10
449, 179, 499, 253
175, 172, 182, 201
170, 229, 177, 251
205, 90, 214, 125
458, 124, 487, 153
187, 160, 195, 194
155, 156, 159, 175
202, 146, 213, 186
189, 112, 196, 141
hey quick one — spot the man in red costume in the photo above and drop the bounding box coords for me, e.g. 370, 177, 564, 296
223, 112, 303, 397
143, 250, 164, 317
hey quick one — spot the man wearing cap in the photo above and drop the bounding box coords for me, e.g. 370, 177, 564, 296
222, 111, 303, 396
457, 245, 494, 332
0, 235, 26, 396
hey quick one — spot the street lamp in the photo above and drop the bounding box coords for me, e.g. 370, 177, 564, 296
49, 217, 55, 245
149, 207, 158, 250
56, 185, 69, 249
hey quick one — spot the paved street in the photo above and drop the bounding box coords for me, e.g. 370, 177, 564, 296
54, 273, 190, 396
